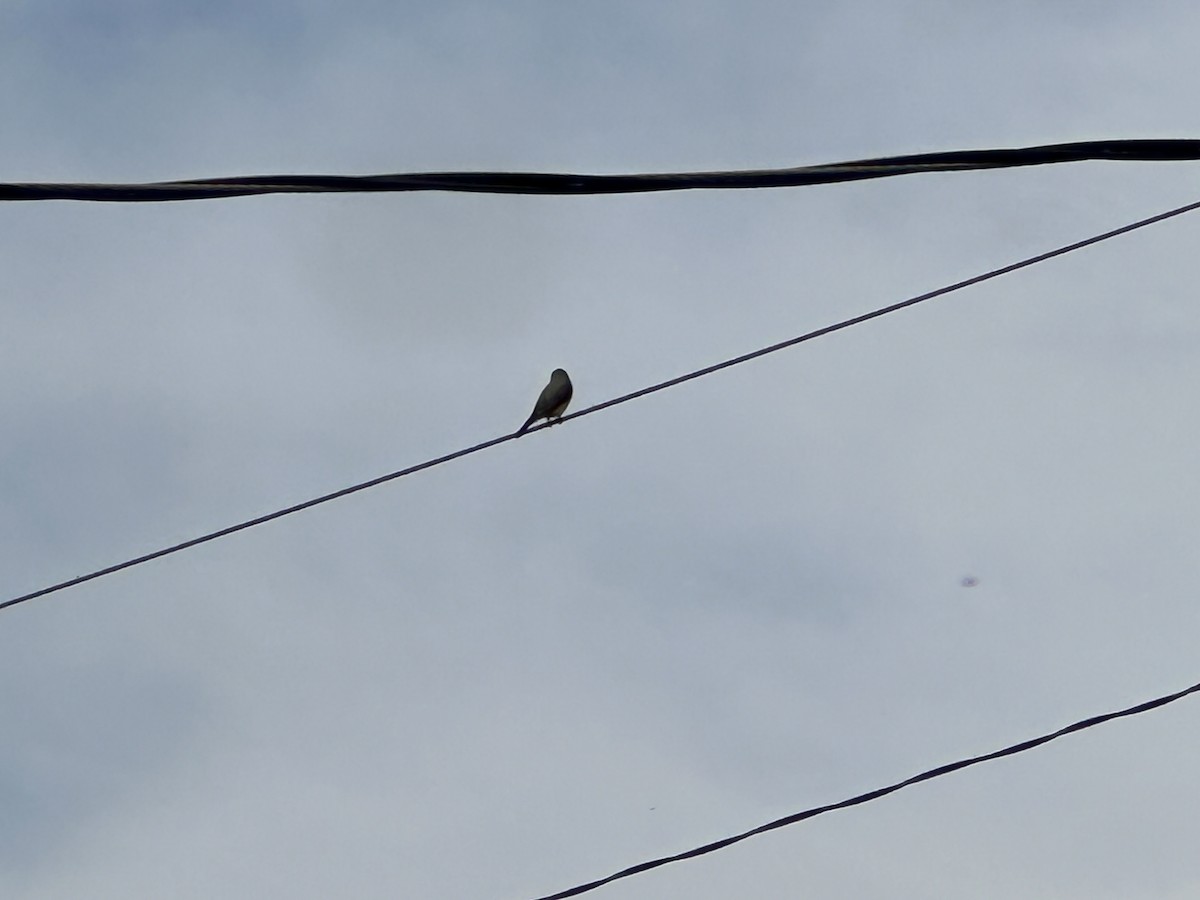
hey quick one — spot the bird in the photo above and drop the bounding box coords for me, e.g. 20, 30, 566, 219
516, 368, 573, 435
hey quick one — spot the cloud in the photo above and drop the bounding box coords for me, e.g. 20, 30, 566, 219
3, 3, 1200, 898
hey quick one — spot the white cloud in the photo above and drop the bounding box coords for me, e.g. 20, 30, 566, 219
2, 3, 1200, 898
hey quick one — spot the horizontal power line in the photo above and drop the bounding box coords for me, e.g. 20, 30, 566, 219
4, 195, 1200, 614
3, 138, 1200, 203
529, 676, 1200, 900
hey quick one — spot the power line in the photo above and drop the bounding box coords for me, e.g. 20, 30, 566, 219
4, 195, 1200, 613
3, 139, 1200, 202
528, 677, 1200, 900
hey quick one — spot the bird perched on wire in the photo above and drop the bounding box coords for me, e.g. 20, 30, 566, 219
516, 368, 573, 435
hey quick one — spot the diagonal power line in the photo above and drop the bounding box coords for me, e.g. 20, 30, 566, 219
3, 139, 1200, 202
528, 677, 1200, 900
4, 196, 1200, 613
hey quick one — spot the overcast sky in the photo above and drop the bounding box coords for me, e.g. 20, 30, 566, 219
2, 2, 1200, 898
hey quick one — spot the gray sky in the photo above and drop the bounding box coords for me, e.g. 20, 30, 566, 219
2, 2, 1200, 898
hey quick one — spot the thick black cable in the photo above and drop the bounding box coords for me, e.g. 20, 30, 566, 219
3, 139, 1200, 202
529, 678, 1200, 900
5, 196, 1200, 613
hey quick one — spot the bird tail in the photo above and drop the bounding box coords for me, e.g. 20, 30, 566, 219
515, 414, 537, 436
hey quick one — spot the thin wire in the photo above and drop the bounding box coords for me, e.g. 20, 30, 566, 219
5, 196, 1200, 613
529, 677, 1200, 900
3, 139, 1200, 202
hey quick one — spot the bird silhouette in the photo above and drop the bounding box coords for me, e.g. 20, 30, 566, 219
516, 369, 573, 434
